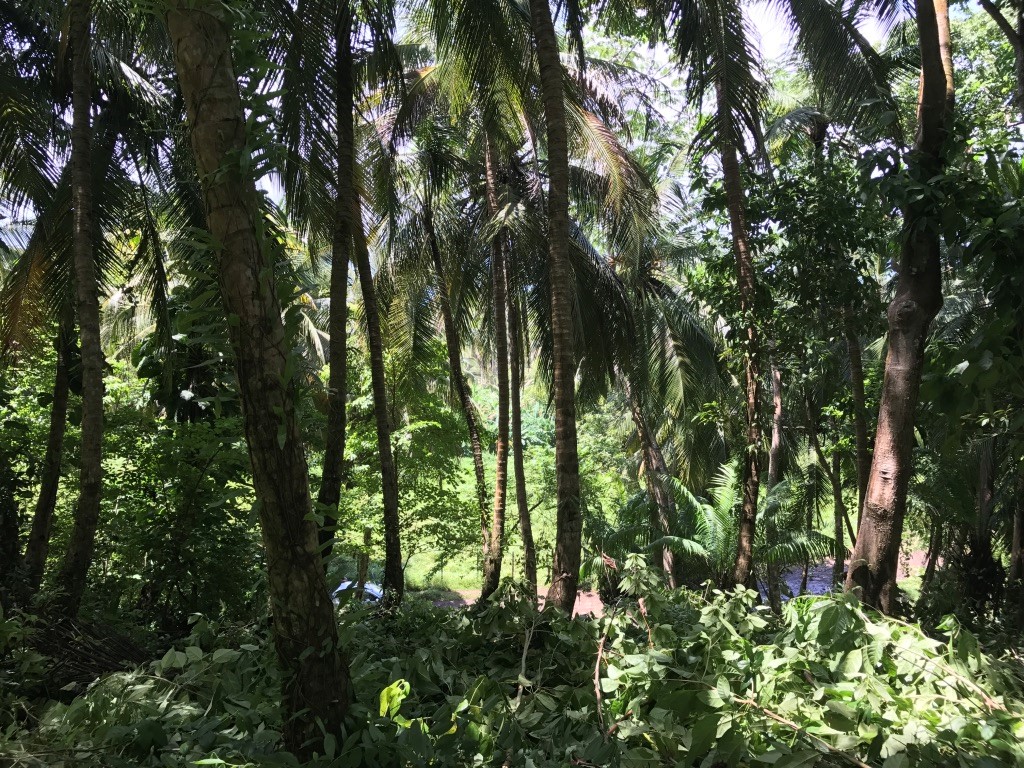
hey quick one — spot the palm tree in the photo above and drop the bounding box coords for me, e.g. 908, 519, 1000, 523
56, 0, 105, 617
163, 2, 349, 755
527, 0, 584, 612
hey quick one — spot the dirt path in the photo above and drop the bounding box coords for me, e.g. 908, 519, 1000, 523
432, 588, 604, 616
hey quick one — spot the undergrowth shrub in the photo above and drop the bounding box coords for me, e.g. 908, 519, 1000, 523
2, 570, 1024, 767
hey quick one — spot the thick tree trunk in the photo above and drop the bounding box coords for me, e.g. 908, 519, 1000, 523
425, 206, 488, 525
316, 4, 354, 559
624, 378, 679, 588
765, 364, 785, 611
481, 139, 509, 601
844, 309, 870, 527
351, 181, 403, 604
528, 0, 582, 613
58, 0, 104, 617
716, 82, 762, 590
165, 5, 349, 755
845, 0, 953, 613
23, 316, 72, 594
508, 290, 537, 598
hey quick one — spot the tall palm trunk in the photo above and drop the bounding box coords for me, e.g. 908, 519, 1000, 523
508, 289, 537, 598
351, 185, 403, 604
481, 140, 509, 600
425, 203, 488, 516
58, 0, 104, 617
165, 5, 349, 755
316, 3, 354, 558
528, 0, 582, 612
831, 451, 846, 587
716, 82, 762, 589
845, 0, 953, 613
765, 364, 785, 611
844, 309, 870, 527
23, 314, 72, 594
624, 378, 679, 588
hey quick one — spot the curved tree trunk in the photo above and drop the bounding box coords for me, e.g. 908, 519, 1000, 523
765, 363, 785, 612
58, 0, 104, 617
716, 81, 762, 590
845, 0, 953, 613
316, 3, 354, 560
425, 205, 488, 526
351, 184, 403, 604
977, 0, 1024, 120
528, 0, 582, 612
481, 139, 510, 601
508, 289, 537, 599
624, 378, 679, 588
165, 5, 350, 755
844, 309, 870, 528
23, 315, 72, 595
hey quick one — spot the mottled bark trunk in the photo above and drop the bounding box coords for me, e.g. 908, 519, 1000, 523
23, 316, 72, 595
425, 207, 487, 524
165, 5, 350, 755
844, 309, 870, 528
528, 0, 582, 612
481, 139, 509, 601
351, 178, 403, 604
625, 378, 679, 588
765, 364, 784, 612
316, 4, 354, 559
845, 0, 953, 613
508, 290, 537, 598
716, 82, 762, 590
58, 0, 104, 617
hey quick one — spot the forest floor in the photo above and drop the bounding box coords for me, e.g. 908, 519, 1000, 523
418, 550, 931, 616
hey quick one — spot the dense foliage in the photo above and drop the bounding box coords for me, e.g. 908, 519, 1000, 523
2, 0, 1024, 764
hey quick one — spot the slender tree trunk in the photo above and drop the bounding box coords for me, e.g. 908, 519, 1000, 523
481, 139, 509, 601
831, 451, 846, 587
316, 3, 354, 559
528, 0, 582, 612
58, 0, 104, 617
624, 378, 679, 588
425, 205, 488, 524
351, 180, 403, 604
922, 519, 941, 587
844, 309, 870, 528
765, 364, 785, 611
716, 82, 762, 589
165, 5, 349, 755
23, 315, 72, 595
508, 290, 537, 599
967, 437, 1001, 611
845, 0, 953, 613
978, 0, 1024, 120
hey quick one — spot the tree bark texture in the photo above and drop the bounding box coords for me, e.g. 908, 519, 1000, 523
717, 81, 762, 590
316, 3, 354, 559
508, 289, 537, 598
528, 0, 582, 613
481, 138, 510, 601
23, 316, 72, 595
844, 0, 954, 613
58, 0, 105, 618
765, 364, 785, 612
351, 177, 403, 604
165, 5, 350, 755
